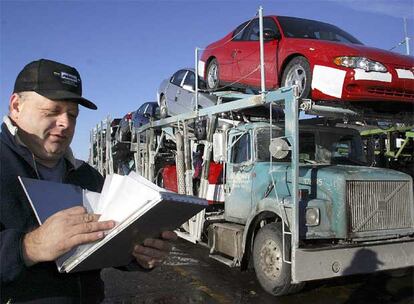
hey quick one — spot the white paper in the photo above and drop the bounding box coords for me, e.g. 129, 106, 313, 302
128, 171, 165, 192
98, 174, 160, 223
100, 174, 113, 202
354, 69, 392, 82
396, 68, 414, 80
82, 190, 101, 213
96, 174, 124, 215
198, 60, 205, 77
311, 65, 346, 98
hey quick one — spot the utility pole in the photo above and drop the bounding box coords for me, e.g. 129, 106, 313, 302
403, 18, 410, 55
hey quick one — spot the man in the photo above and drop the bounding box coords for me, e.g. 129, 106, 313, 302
0, 59, 177, 303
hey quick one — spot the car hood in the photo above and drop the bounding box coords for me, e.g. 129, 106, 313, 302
288, 39, 414, 66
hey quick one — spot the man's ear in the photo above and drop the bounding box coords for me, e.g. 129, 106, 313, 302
9, 93, 22, 120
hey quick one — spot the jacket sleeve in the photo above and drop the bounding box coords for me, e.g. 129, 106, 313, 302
0, 130, 41, 284
0, 227, 27, 284
0, 155, 35, 284
0, 177, 34, 284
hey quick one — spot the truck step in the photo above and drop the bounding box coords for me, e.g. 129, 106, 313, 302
175, 230, 199, 244
209, 253, 240, 267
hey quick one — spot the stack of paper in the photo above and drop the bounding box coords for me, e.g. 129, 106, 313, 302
19, 172, 207, 273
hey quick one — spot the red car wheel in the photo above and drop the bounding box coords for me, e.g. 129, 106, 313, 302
206, 58, 220, 91
281, 56, 311, 99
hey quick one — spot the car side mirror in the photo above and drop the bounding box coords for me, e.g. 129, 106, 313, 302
263, 29, 279, 41
182, 84, 195, 92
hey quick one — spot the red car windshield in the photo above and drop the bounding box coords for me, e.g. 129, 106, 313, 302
277, 16, 363, 45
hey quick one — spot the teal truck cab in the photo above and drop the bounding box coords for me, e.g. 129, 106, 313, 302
208, 120, 414, 295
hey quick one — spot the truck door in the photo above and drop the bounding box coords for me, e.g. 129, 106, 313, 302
225, 130, 254, 223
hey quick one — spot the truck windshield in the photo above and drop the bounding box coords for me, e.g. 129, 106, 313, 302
317, 130, 366, 165
277, 16, 363, 45
256, 127, 366, 165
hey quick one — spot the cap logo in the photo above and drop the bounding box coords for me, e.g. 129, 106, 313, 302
54, 71, 80, 87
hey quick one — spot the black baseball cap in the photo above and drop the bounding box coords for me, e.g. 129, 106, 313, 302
13, 59, 97, 110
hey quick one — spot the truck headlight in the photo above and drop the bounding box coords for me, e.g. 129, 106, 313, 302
305, 207, 320, 226
333, 56, 387, 72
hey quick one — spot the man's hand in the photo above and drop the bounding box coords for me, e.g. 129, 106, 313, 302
132, 231, 177, 269
22, 206, 115, 266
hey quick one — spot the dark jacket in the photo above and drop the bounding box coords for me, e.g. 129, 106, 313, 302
0, 121, 105, 303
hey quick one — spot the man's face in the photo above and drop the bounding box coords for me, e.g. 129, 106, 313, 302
10, 92, 79, 164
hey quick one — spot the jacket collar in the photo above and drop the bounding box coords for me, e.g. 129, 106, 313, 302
1, 116, 83, 170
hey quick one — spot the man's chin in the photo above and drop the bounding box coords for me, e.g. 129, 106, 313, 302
41, 146, 67, 160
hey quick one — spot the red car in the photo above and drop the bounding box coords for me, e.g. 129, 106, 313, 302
199, 16, 414, 112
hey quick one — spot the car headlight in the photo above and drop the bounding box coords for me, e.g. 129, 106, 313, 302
305, 207, 320, 226
334, 56, 387, 72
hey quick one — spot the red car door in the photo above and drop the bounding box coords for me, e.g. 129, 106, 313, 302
232, 17, 280, 89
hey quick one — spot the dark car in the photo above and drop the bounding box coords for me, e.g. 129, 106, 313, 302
116, 111, 135, 142
200, 15, 414, 113
116, 102, 159, 142
110, 118, 121, 140
131, 101, 159, 141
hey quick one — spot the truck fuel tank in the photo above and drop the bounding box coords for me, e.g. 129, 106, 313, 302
208, 223, 244, 267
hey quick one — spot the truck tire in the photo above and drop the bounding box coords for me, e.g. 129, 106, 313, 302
281, 56, 311, 99
253, 222, 304, 296
194, 118, 207, 140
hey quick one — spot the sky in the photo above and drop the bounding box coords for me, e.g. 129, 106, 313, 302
1, 0, 413, 160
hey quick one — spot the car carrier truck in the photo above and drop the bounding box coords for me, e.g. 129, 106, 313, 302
126, 86, 414, 296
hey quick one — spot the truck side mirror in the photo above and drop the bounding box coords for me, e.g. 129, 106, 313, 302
269, 138, 290, 159
213, 132, 227, 163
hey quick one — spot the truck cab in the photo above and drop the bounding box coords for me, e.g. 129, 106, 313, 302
224, 122, 413, 240
208, 121, 414, 295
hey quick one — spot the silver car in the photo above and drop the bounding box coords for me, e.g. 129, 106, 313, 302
157, 68, 217, 118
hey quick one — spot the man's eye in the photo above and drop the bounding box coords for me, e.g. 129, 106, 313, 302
46, 111, 59, 116
68, 112, 79, 119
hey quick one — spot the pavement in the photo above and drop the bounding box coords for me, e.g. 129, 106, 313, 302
102, 238, 414, 304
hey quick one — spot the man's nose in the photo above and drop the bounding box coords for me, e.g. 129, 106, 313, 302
57, 113, 71, 128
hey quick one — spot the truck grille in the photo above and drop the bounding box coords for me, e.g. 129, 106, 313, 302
346, 180, 413, 233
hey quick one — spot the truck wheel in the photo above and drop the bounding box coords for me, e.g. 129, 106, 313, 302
253, 222, 304, 296
160, 95, 168, 119
194, 118, 207, 140
281, 56, 311, 99
206, 58, 220, 91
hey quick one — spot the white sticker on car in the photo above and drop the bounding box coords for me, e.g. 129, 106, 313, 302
198, 61, 205, 78
353, 69, 392, 82
311, 65, 346, 98
396, 68, 414, 79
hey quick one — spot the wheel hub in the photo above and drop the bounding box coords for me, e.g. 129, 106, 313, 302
259, 239, 282, 280
160, 97, 168, 117
285, 64, 306, 95
207, 63, 218, 88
